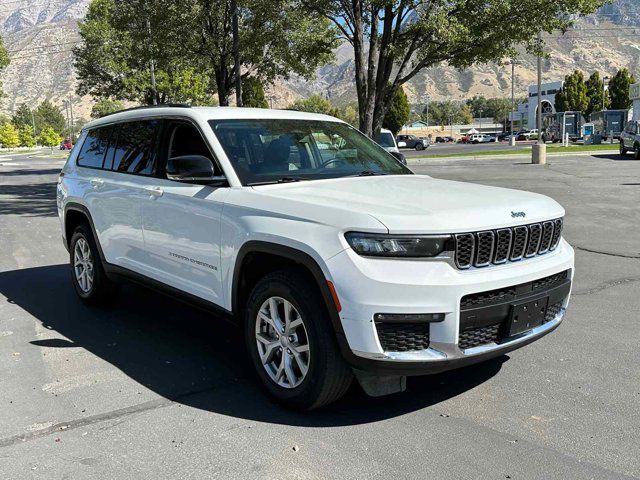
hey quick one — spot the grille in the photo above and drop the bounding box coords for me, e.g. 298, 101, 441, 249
375, 323, 430, 352
545, 302, 563, 322
533, 270, 568, 292
460, 285, 517, 309
454, 218, 563, 269
458, 324, 501, 349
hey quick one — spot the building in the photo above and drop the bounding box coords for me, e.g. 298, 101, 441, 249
526, 80, 563, 128
630, 83, 640, 121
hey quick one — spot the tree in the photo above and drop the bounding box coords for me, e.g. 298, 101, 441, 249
0, 122, 20, 149
383, 85, 410, 134
555, 70, 588, 113
608, 68, 636, 110
91, 98, 125, 118
584, 71, 608, 119
39, 126, 61, 151
288, 95, 338, 116
241, 77, 269, 108
75, 0, 336, 106
423, 100, 471, 126
0, 36, 9, 97
34, 100, 66, 135
18, 126, 36, 148
336, 103, 359, 127
310, 0, 603, 137
12, 104, 34, 130
465, 96, 511, 125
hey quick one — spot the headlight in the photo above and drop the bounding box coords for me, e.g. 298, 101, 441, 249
345, 232, 452, 257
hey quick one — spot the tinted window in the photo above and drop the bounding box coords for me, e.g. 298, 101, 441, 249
374, 132, 395, 148
77, 127, 112, 168
112, 120, 160, 175
165, 122, 220, 176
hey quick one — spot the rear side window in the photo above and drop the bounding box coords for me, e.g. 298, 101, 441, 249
111, 120, 160, 175
76, 127, 112, 168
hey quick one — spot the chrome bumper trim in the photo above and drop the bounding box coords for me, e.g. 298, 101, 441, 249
353, 308, 565, 362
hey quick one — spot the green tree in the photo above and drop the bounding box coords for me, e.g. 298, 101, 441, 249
288, 95, 338, 116
18, 126, 36, 148
310, 0, 603, 137
34, 100, 66, 135
555, 71, 588, 114
0, 36, 9, 97
0, 122, 20, 149
336, 103, 359, 127
241, 77, 268, 108
423, 100, 471, 126
383, 85, 410, 134
75, 0, 336, 106
39, 126, 62, 151
608, 68, 636, 110
584, 71, 609, 119
12, 104, 34, 130
91, 98, 125, 118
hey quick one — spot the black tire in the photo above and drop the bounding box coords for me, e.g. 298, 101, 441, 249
634, 143, 640, 160
244, 269, 353, 410
69, 224, 120, 305
620, 141, 628, 155
415, 143, 424, 151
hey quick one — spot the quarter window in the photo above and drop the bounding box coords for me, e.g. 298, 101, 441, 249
112, 120, 160, 175
76, 127, 112, 168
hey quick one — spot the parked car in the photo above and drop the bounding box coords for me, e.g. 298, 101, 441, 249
435, 136, 454, 143
516, 129, 537, 141
374, 128, 406, 164
58, 106, 574, 410
497, 132, 513, 142
469, 134, 493, 144
60, 139, 73, 150
619, 120, 640, 159
396, 134, 429, 151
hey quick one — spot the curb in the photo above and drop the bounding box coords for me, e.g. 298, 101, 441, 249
407, 150, 619, 164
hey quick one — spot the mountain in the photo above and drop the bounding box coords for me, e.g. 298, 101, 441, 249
1, 0, 640, 120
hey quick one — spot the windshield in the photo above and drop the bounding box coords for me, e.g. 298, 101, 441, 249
209, 119, 411, 185
374, 131, 395, 148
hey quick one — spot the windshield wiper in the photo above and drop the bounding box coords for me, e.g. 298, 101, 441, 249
352, 170, 388, 177
247, 176, 308, 186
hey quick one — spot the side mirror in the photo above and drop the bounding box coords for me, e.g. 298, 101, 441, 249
166, 155, 225, 184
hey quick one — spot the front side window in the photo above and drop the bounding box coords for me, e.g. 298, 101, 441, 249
209, 119, 411, 185
166, 122, 220, 175
111, 120, 160, 175
373, 131, 395, 148
77, 127, 112, 169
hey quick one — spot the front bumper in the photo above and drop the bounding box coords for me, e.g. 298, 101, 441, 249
326, 239, 574, 375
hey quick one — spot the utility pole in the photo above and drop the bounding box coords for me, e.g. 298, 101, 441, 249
147, 18, 157, 105
533, 32, 546, 164
69, 99, 75, 142
425, 95, 429, 127
231, 0, 242, 107
603, 76, 610, 112
63, 100, 71, 140
478, 108, 483, 132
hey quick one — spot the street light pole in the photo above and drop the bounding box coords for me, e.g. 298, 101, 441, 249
511, 60, 516, 146
603, 76, 610, 112
425, 95, 429, 127
533, 31, 546, 164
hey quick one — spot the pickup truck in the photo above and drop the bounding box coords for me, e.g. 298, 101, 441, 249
619, 120, 640, 159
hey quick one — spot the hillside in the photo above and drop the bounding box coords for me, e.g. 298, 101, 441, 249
1, 0, 640, 119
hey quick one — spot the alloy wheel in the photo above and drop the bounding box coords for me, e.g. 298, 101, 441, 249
73, 237, 94, 293
255, 296, 310, 389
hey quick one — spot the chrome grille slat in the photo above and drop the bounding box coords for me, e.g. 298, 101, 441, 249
453, 218, 563, 270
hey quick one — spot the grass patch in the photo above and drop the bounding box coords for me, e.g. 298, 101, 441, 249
418, 143, 618, 159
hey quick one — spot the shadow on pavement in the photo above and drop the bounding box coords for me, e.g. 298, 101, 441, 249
591, 153, 639, 161
0, 264, 505, 426
0, 168, 62, 177
0, 182, 58, 217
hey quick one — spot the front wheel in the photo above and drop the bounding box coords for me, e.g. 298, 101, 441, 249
635, 143, 640, 160
620, 141, 628, 155
244, 269, 353, 410
415, 143, 424, 151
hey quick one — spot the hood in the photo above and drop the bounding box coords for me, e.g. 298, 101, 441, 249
251, 175, 564, 234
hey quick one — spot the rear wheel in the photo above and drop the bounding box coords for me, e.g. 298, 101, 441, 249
244, 269, 352, 410
69, 224, 119, 305
634, 143, 640, 160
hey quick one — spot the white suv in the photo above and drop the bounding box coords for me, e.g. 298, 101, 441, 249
57, 106, 574, 409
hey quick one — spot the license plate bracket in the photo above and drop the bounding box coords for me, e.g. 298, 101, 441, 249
507, 296, 549, 337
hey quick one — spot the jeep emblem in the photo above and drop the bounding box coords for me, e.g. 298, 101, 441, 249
511, 211, 526, 218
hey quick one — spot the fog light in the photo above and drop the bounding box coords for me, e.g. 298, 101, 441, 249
373, 313, 445, 323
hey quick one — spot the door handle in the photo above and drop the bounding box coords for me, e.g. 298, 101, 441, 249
90, 178, 104, 189
144, 187, 164, 198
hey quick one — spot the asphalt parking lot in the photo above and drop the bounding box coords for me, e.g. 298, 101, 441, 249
1, 150, 639, 479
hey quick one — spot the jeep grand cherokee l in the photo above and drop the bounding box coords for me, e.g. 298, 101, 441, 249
57, 106, 574, 410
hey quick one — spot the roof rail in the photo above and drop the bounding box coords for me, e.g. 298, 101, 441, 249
107, 103, 192, 116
